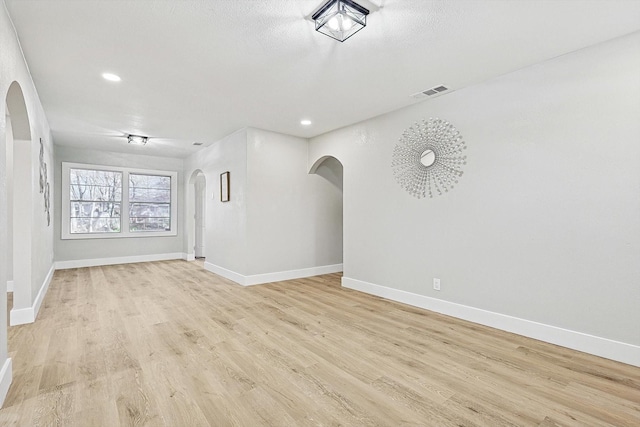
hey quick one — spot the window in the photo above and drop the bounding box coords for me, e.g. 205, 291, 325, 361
62, 163, 178, 239
129, 173, 172, 232
69, 168, 122, 234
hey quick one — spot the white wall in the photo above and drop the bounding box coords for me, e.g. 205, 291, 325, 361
309, 32, 640, 365
54, 146, 185, 265
0, 0, 55, 405
246, 128, 342, 275
5, 112, 12, 288
12, 137, 33, 308
185, 127, 343, 284
184, 129, 249, 274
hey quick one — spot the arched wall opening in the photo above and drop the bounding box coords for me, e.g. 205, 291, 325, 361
309, 155, 344, 191
5, 81, 34, 325
186, 169, 207, 261
309, 155, 344, 266
4, 109, 14, 297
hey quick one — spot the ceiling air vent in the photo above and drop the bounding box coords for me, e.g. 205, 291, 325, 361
411, 85, 450, 100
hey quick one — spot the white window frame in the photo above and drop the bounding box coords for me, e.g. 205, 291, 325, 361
61, 162, 178, 240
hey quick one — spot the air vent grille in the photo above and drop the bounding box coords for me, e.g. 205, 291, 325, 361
411, 85, 451, 100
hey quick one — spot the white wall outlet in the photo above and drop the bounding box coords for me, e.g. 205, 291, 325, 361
433, 278, 441, 291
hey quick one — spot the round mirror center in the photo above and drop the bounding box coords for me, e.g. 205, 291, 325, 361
420, 149, 436, 167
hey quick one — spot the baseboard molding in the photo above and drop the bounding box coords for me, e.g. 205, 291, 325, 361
204, 262, 344, 286
55, 252, 187, 270
342, 277, 640, 367
6, 281, 13, 293
33, 264, 55, 323
10, 264, 55, 326
0, 358, 12, 409
186, 253, 196, 262
204, 262, 246, 284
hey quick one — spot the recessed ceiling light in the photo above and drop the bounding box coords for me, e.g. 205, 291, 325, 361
102, 73, 121, 82
301, 119, 312, 126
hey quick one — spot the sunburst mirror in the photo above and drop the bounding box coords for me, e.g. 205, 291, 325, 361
392, 118, 467, 199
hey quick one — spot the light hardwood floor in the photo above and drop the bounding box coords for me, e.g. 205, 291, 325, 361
0, 260, 638, 426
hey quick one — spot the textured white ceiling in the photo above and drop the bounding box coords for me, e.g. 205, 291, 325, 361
5, 0, 640, 158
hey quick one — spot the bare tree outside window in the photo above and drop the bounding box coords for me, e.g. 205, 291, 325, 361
69, 168, 122, 233
129, 174, 171, 232
62, 163, 177, 240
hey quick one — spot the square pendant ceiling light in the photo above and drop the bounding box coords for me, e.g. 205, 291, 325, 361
312, 0, 369, 42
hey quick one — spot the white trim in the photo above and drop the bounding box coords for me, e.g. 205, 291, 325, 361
0, 358, 12, 408
342, 277, 640, 367
204, 262, 247, 285
33, 264, 55, 322
6, 281, 13, 293
204, 262, 344, 286
10, 306, 35, 326
55, 253, 187, 270
10, 264, 55, 326
186, 253, 196, 262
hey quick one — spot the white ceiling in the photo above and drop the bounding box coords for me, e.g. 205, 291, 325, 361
5, 0, 640, 158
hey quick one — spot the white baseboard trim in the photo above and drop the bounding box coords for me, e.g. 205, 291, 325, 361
0, 358, 12, 408
55, 253, 187, 270
204, 262, 344, 286
186, 253, 196, 262
342, 277, 640, 368
10, 264, 55, 326
33, 264, 55, 323
204, 262, 246, 284
6, 281, 13, 293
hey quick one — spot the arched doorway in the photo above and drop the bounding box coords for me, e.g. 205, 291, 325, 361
5, 81, 33, 326
194, 173, 206, 259
309, 155, 344, 266
187, 170, 207, 261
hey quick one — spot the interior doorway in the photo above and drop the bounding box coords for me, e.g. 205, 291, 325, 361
194, 172, 206, 259
309, 155, 344, 267
4, 109, 13, 313
5, 81, 33, 326
187, 169, 207, 262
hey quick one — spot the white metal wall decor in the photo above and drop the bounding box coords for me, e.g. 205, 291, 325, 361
39, 138, 45, 193
392, 118, 467, 198
39, 138, 51, 225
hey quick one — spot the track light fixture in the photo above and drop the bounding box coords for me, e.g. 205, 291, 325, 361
127, 134, 148, 145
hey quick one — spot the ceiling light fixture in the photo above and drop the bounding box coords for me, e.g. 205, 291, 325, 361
127, 134, 148, 145
102, 72, 121, 82
312, 0, 369, 42
300, 119, 312, 126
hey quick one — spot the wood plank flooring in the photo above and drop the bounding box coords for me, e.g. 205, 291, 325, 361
0, 260, 638, 426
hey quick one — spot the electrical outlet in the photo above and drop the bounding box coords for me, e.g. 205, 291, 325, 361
433, 278, 441, 291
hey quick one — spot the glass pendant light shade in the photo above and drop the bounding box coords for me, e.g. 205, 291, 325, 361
312, 0, 369, 42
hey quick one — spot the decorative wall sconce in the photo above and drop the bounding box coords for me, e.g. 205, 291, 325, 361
312, 0, 369, 42
392, 118, 467, 198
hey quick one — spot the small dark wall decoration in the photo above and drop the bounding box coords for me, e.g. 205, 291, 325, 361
392, 117, 467, 198
220, 171, 230, 202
